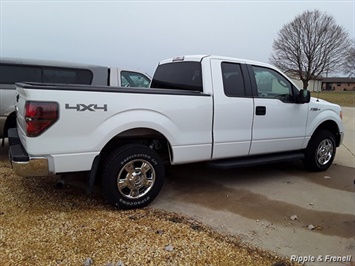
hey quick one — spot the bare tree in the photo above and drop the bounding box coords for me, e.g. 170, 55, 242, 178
270, 10, 351, 89
341, 40, 355, 77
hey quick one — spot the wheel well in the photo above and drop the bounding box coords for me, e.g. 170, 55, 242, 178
313, 120, 341, 146
100, 128, 172, 163
3, 112, 17, 138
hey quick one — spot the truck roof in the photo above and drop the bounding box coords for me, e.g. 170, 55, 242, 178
0, 57, 108, 70
159, 55, 277, 69
0, 57, 151, 77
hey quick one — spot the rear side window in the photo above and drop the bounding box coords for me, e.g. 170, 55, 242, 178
0, 64, 93, 85
221, 62, 245, 97
0, 64, 41, 84
43, 67, 92, 84
151, 62, 202, 92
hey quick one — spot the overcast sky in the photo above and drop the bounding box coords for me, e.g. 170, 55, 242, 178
0, 0, 354, 75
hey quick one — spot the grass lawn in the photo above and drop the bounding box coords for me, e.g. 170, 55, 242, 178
310, 91, 355, 107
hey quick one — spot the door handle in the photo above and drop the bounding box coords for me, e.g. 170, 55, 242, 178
256, 106, 266, 116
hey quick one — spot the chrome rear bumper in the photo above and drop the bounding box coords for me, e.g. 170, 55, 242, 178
8, 128, 50, 177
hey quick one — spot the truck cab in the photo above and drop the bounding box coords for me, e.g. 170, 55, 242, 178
151, 55, 342, 162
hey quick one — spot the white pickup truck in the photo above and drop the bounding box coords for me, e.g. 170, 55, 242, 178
8, 55, 344, 209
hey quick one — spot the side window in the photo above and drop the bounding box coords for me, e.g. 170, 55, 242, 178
43, 67, 92, 84
120, 71, 150, 88
221, 62, 245, 97
0, 64, 41, 84
252, 66, 293, 102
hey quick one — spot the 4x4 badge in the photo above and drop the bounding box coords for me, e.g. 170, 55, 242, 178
65, 104, 107, 112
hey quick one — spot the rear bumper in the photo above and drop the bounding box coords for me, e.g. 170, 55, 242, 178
8, 128, 50, 177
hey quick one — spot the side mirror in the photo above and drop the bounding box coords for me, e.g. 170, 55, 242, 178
297, 89, 310, 104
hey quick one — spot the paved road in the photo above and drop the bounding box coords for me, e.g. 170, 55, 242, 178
152, 106, 355, 266
335, 107, 355, 168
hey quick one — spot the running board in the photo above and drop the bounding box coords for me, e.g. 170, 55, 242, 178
208, 152, 305, 169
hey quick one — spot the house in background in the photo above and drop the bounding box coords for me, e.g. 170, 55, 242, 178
321, 77, 355, 91
290, 77, 355, 91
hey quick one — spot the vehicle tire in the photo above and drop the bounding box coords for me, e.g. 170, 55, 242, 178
304, 130, 336, 172
101, 144, 165, 209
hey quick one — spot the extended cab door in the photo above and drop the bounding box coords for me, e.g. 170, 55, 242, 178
247, 65, 309, 155
211, 59, 254, 159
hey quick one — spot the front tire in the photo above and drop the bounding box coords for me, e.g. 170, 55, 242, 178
102, 144, 164, 209
304, 130, 336, 171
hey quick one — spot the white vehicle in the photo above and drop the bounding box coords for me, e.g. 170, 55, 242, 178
0, 57, 151, 141
8, 55, 344, 209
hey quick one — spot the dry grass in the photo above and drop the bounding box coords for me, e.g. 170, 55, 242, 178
311, 91, 355, 107
0, 150, 299, 266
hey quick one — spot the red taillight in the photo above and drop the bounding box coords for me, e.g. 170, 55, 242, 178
25, 101, 59, 137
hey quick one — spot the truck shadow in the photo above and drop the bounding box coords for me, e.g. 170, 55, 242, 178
165, 160, 354, 193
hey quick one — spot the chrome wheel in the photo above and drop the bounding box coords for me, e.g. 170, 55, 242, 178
305, 130, 336, 172
316, 139, 334, 166
117, 159, 155, 199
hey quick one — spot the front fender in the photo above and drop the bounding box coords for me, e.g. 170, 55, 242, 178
304, 104, 343, 148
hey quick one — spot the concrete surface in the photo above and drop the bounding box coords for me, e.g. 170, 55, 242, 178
334, 107, 355, 168
152, 106, 355, 266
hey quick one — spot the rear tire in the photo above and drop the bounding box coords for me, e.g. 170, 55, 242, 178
101, 144, 164, 209
304, 130, 336, 172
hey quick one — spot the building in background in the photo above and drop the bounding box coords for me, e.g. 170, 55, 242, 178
290, 78, 322, 92
321, 77, 355, 91
290, 77, 355, 92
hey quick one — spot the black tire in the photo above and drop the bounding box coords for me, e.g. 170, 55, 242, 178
304, 130, 336, 171
101, 144, 164, 209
